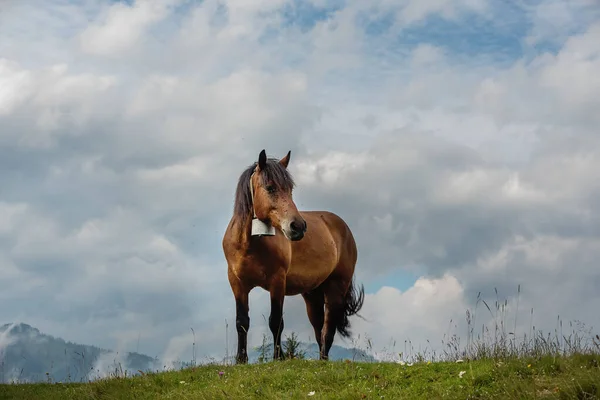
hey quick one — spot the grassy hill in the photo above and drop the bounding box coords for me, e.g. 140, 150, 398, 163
2, 320, 600, 399
1, 355, 599, 399
2, 293, 600, 399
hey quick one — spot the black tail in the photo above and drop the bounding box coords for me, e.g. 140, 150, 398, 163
336, 279, 365, 338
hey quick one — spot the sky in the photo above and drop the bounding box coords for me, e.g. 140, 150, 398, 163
1, 0, 600, 365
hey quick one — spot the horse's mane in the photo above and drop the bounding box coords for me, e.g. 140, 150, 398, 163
233, 158, 295, 219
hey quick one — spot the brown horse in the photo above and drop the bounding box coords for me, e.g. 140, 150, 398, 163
222, 149, 364, 363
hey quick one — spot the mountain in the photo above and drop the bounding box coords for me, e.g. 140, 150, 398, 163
0, 323, 375, 384
0, 323, 164, 383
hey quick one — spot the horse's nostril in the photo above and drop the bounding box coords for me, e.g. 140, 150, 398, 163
290, 219, 306, 233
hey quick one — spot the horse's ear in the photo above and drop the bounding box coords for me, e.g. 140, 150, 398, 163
258, 149, 267, 170
279, 150, 291, 169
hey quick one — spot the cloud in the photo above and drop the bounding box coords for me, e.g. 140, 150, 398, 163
352, 274, 468, 359
0, 60, 117, 148
79, 0, 180, 57
397, 0, 488, 25
0, 0, 599, 365
524, 0, 600, 47
0, 324, 18, 355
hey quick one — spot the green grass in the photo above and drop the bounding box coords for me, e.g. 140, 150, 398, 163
1, 354, 600, 399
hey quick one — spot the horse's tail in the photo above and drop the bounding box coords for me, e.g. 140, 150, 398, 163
336, 278, 365, 338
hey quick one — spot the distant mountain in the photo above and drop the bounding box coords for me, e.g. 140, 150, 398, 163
0, 323, 375, 383
0, 323, 164, 383
245, 337, 376, 363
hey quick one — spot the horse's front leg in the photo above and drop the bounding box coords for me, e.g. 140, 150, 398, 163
228, 269, 251, 364
269, 272, 286, 360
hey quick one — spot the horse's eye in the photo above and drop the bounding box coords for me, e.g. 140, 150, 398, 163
265, 185, 276, 194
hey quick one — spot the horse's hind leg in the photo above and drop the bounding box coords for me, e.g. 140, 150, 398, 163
302, 288, 325, 355
320, 278, 347, 360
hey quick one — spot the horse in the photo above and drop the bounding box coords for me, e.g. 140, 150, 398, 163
222, 149, 365, 363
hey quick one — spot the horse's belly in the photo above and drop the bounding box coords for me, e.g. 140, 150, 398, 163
284, 259, 336, 295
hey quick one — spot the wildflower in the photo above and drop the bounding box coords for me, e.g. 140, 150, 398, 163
459, 371, 466, 378
308, 391, 315, 396
218, 371, 224, 377
527, 364, 531, 368
179, 381, 186, 384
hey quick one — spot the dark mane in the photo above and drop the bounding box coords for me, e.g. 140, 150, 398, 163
233, 158, 295, 219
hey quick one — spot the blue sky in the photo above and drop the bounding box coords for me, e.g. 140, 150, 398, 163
0, 0, 599, 369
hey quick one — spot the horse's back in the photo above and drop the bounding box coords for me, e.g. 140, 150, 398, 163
301, 210, 356, 253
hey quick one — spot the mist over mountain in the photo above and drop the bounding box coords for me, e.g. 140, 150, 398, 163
0, 323, 163, 383
0, 323, 375, 383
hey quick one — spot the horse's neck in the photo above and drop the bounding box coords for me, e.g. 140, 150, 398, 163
232, 214, 253, 247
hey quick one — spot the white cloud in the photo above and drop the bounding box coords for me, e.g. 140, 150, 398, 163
0, 60, 116, 147
0, 324, 18, 352
410, 44, 445, 67
79, 0, 179, 56
218, 0, 287, 39
352, 274, 468, 358
0, 59, 34, 116
398, 0, 488, 25
537, 23, 600, 115
0, 0, 599, 366
525, 0, 600, 47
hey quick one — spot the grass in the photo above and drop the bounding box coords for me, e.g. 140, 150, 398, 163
2, 286, 600, 399
1, 354, 599, 399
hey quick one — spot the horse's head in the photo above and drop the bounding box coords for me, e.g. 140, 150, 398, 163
250, 149, 307, 241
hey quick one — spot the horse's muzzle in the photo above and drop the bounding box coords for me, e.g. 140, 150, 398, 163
289, 218, 307, 241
